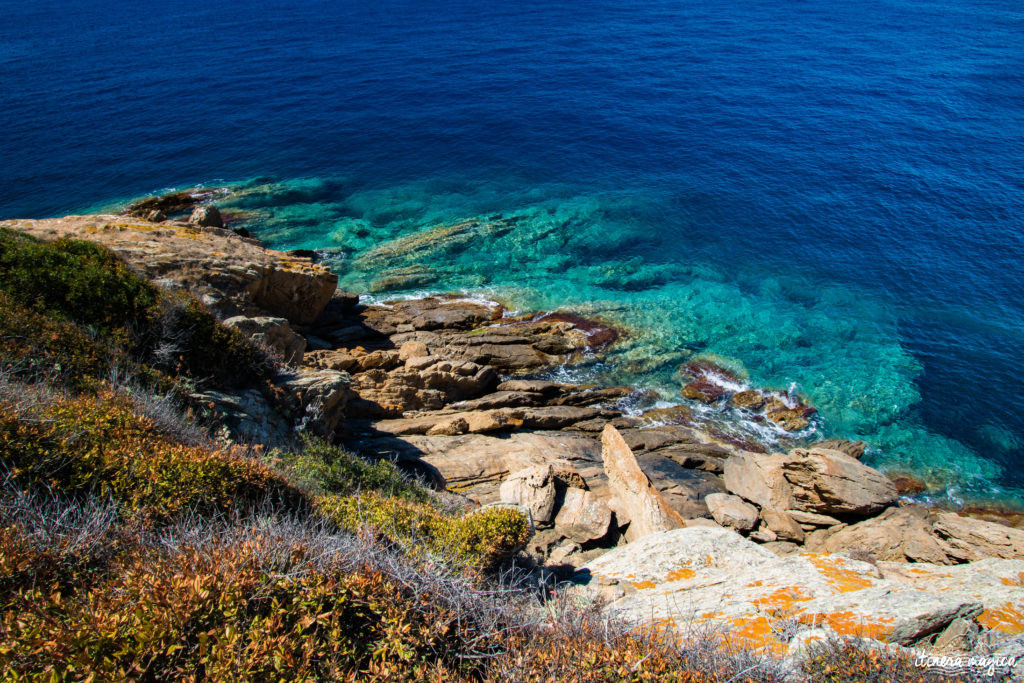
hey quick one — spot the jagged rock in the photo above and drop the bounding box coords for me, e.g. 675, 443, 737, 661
345, 359, 498, 416
705, 493, 758, 532
275, 369, 352, 436
500, 465, 560, 526
682, 380, 727, 403
760, 507, 805, 543
765, 408, 810, 432
145, 209, 167, 223
723, 448, 897, 516
224, 315, 306, 365
932, 513, 1024, 561
811, 507, 957, 563
189, 205, 224, 228
554, 487, 614, 543
932, 617, 979, 652
601, 425, 685, 541
193, 388, 291, 447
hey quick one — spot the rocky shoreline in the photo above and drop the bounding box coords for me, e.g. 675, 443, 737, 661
4, 196, 1022, 666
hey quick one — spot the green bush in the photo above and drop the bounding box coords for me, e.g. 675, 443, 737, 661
0, 228, 270, 389
317, 493, 531, 572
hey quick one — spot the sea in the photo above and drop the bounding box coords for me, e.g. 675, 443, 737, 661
2, 0, 1022, 507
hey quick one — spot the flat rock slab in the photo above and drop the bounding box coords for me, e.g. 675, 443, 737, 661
575, 527, 1024, 653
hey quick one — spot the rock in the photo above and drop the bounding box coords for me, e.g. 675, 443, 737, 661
601, 425, 685, 541
750, 528, 777, 543
705, 493, 758, 532
682, 380, 727, 403
931, 616, 979, 652
245, 261, 337, 325
730, 390, 765, 410
275, 369, 352, 436
765, 408, 809, 432
786, 510, 842, 528
398, 340, 429, 361
145, 209, 167, 223
425, 417, 469, 436
514, 405, 603, 430
189, 205, 224, 228
889, 473, 927, 495
932, 512, 1024, 561
345, 359, 498, 416
224, 315, 306, 365
812, 507, 957, 564
555, 487, 614, 543
814, 439, 867, 459
193, 388, 291, 447
760, 507, 806, 543
724, 448, 897, 517
574, 527, 1024, 652
500, 465, 560, 526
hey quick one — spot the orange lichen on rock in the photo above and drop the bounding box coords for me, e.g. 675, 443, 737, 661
665, 567, 696, 582
999, 572, 1024, 587
977, 603, 1024, 634
631, 580, 658, 590
752, 586, 812, 615
798, 611, 894, 640
804, 554, 875, 592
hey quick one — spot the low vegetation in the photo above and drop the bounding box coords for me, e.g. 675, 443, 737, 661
0, 230, 985, 681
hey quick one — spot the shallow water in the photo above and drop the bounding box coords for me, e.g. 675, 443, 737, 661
2, 0, 1022, 505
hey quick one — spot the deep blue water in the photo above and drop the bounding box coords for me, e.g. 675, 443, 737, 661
2, 0, 1023, 505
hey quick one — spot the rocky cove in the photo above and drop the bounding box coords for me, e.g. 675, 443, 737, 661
4, 195, 1023, 670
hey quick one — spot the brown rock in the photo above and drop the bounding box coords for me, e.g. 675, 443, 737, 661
759, 507, 805, 543
601, 425, 685, 541
724, 448, 897, 516
814, 439, 867, 459
888, 472, 927, 495
932, 512, 1024, 561
398, 340, 430, 361
765, 408, 810, 432
682, 380, 727, 403
554, 488, 614, 543
223, 315, 306, 365
730, 390, 765, 411
704, 493, 758, 532
813, 507, 958, 564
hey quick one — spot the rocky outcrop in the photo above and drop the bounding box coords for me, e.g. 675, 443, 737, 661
724, 448, 897, 517
601, 425, 686, 541
575, 526, 1024, 654
705, 493, 758, 532
813, 507, 1024, 565
0, 214, 338, 325
224, 315, 306, 365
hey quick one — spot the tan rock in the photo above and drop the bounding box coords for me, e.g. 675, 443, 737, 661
189, 205, 223, 228
601, 425, 685, 541
555, 488, 613, 542
761, 507, 805, 543
499, 465, 559, 526
932, 513, 1024, 561
275, 369, 352, 436
724, 448, 897, 517
705, 493, 758, 532
814, 507, 956, 564
814, 439, 867, 459
398, 340, 430, 361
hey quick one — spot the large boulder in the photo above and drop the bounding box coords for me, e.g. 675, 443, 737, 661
932, 512, 1024, 562
224, 315, 306, 365
274, 369, 352, 436
811, 506, 959, 564
601, 425, 685, 541
554, 487, 614, 543
724, 447, 897, 517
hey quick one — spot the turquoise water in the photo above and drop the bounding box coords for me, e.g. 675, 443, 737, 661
2, 0, 1022, 506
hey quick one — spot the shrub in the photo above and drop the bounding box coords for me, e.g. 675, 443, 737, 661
801, 639, 995, 682
1, 389, 304, 519
317, 493, 531, 572
0, 229, 271, 390
280, 436, 430, 502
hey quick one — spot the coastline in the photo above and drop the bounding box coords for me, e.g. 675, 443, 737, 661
3, 194, 1024, 664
